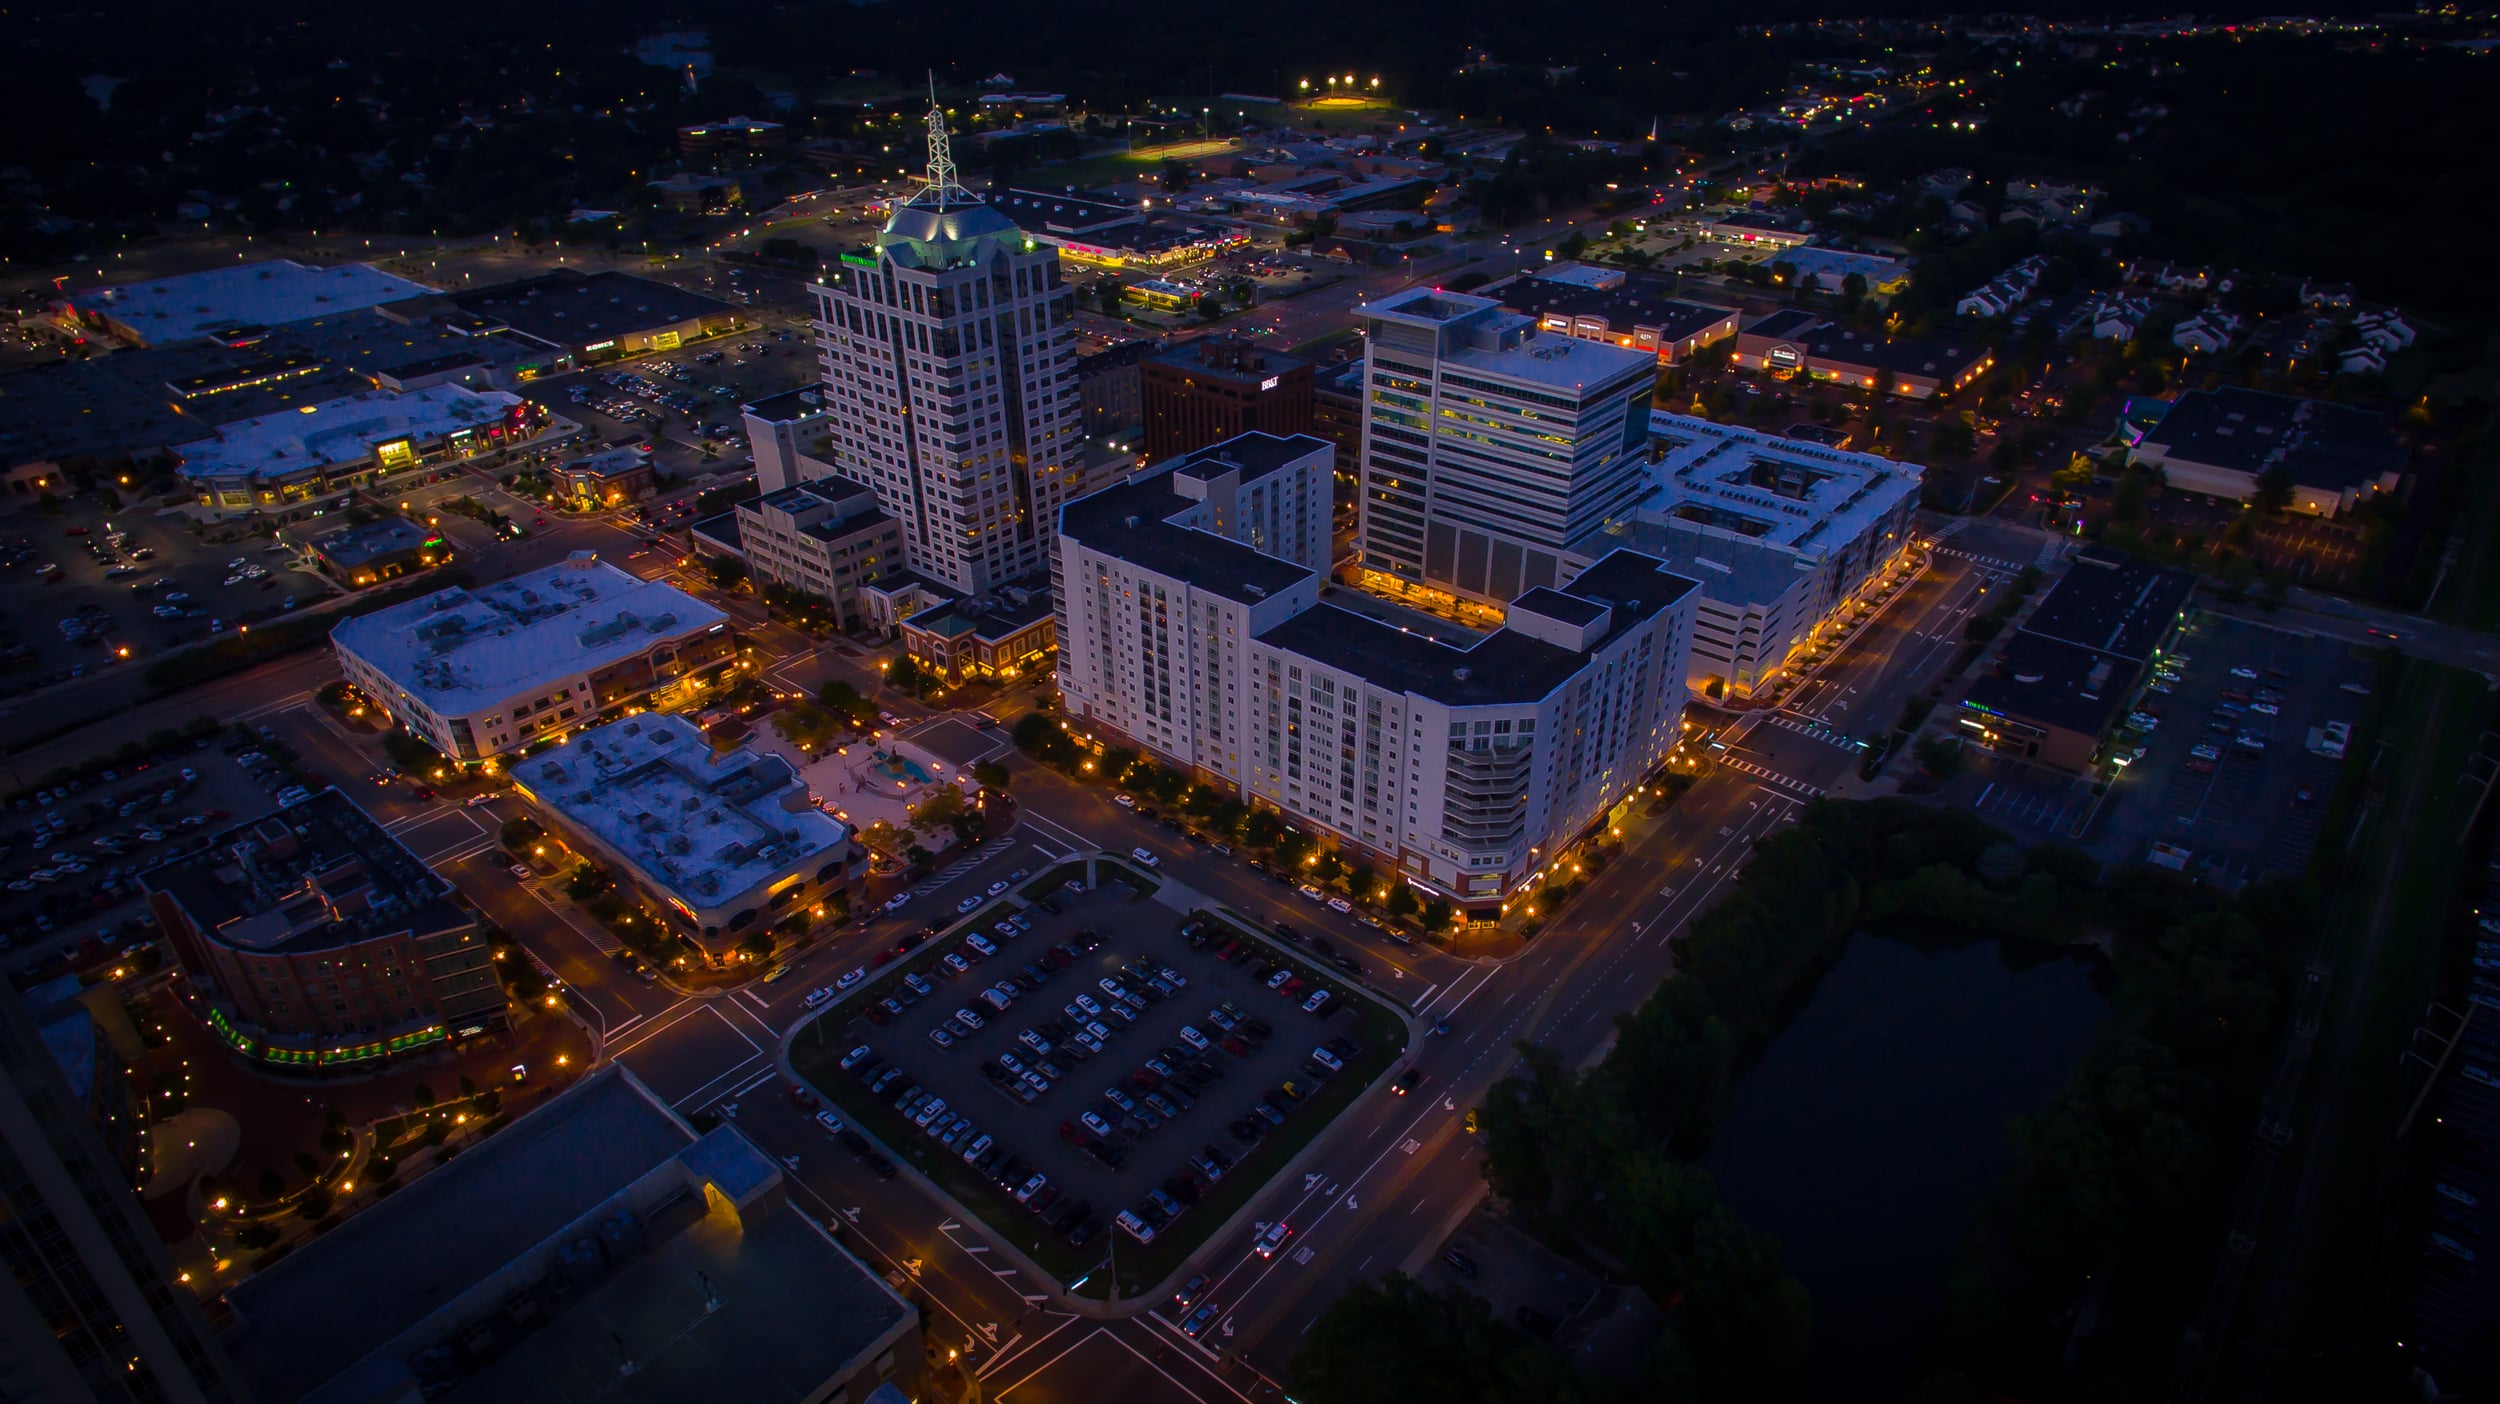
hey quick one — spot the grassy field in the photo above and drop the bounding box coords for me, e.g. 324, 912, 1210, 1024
792, 875, 1407, 1299
1228, 96, 1404, 133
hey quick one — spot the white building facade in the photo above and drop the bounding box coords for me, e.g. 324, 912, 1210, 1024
805, 101, 1082, 596
1058, 432, 1698, 912
1354, 287, 1658, 606
330, 555, 735, 761
1566, 414, 1922, 701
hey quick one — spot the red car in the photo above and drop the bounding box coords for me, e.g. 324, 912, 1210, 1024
788, 1083, 820, 1109
412, 787, 435, 800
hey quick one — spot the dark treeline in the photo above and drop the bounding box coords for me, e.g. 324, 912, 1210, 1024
1289, 798, 2307, 1403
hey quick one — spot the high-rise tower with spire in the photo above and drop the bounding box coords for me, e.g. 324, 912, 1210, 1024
803, 85, 1081, 596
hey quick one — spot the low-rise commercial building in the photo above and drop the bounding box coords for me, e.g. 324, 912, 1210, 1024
2126, 386, 2406, 517
513, 713, 857, 947
451, 269, 741, 362
331, 555, 735, 761
141, 789, 506, 1068
68, 258, 432, 348
901, 585, 1058, 683
678, 115, 786, 169
993, 189, 1248, 268
1573, 413, 1921, 700
1731, 309, 1991, 398
1955, 547, 2195, 770
174, 384, 545, 518
733, 479, 904, 627
1057, 430, 1697, 912
299, 516, 451, 589
1958, 632, 2142, 772
556, 446, 658, 508
1493, 269, 1739, 364
221, 1065, 921, 1404
1141, 334, 1315, 460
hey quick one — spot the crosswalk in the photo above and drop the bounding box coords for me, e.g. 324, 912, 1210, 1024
1718, 756, 1828, 798
1764, 711, 1868, 750
1933, 545, 2029, 574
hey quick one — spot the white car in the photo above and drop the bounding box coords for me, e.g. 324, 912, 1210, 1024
1129, 847, 1160, 869
835, 967, 867, 990
987, 880, 1009, 896
814, 1110, 845, 1135
1327, 897, 1353, 914
1114, 793, 1136, 808
957, 895, 983, 914
882, 893, 912, 913
805, 987, 836, 1008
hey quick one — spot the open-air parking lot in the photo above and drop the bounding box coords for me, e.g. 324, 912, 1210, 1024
2096, 613, 2370, 882
0, 504, 333, 696
1959, 614, 2372, 882
793, 857, 1407, 1296
0, 719, 327, 970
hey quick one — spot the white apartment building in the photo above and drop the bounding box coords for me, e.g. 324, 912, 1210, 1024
805, 101, 1082, 596
330, 554, 735, 761
1058, 432, 1698, 912
1570, 415, 1921, 701
1354, 286, 1658, 605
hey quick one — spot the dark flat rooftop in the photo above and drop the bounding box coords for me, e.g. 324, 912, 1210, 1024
223, 1068, 699, 1404
2020, 548, 2195, 661
1257, 549, 1697, 705
1963, 630, 2139, 740
1499, 274, 1736, 342
310, 518, 435, 569
1743, 307, 1822, 340
2139, 386, 2406, 490
1509, 585, 1610, 626
435, 1176, 905, 1404
1172, 430, 1331, 485
138, 789, 467, 958
1059, 473, 1317, 605
451, 270, 734, 351
742, 387, 826, 424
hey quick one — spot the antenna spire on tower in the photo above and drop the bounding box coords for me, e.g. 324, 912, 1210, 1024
913, 69, 968, 207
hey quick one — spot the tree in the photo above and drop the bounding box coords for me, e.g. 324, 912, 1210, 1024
703, 554, 748, 590
1290, 1273, 1582, 1404
908, 785, 965, 833
971, 760, 1010, 791
565, 863, 613, 902
884, 654, 925, 696
772, 702, 841, 755
817, 679, 878, 729
1913, 734, 1965, 779
2251, 466, 2295, 514
739, 929, 775, 964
